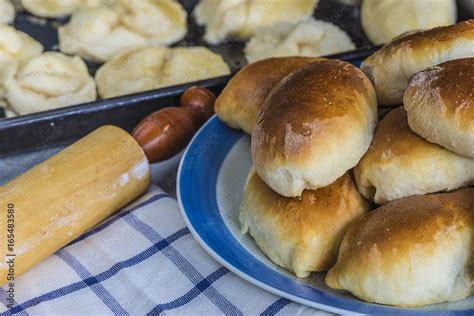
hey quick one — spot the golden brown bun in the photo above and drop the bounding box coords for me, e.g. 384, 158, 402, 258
215, 56, 318, 134
361, 20, 474, 106
404, 58, 474, 158
252, 59, 377, 197
354, 107, 474, 204
326, 189, 474, 307
240, 168, 370, 278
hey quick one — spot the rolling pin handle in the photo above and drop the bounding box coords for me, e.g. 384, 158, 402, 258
132, 86, 216, 163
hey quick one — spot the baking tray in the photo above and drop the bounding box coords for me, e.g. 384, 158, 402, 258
0, 0, 471, 158
8, 0, 373, 74
0, 49, 376, 156
0, 0, 379, 156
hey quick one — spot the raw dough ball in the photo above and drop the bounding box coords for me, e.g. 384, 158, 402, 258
58, 6, 146, 63
361, 0, 457, 44
161, 47, 231, 87
4, 52, 97, 115
0, 100, 17, 118
119, 0, 187, 46
0, 0, 15, 24
58, 0, 187, 62
95, 46, 168, 99
245, 18, 355, 63
0, 25, 43, 96
21, 0, 101, 17
194, 0, 318, 44
95, 46, 230, 98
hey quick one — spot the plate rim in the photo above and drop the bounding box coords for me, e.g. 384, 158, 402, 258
176, 116, 360, 315
177, 115, 474, 315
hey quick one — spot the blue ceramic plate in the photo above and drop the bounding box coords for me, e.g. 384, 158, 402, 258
177, 115, 474, 315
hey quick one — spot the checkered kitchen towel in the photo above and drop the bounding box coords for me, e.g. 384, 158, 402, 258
0, 186, 327, 315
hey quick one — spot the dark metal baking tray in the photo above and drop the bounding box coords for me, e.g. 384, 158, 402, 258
0, 0, 470, 158
9, 0, 374, 73
0, 0, 380, 156
0, 48, 375, 157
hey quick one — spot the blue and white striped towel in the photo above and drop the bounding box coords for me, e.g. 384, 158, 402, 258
0, 186, 327, 315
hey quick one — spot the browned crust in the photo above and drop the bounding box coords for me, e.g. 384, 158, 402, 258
361, 20, 474, 106
245, 170, 369, 270
252, 59, 375, 163
214, 56, 319, 133
406, 58, 474, 130
336, 188, 474, 267
375, 20, 474, 57
356, 107, 447, 169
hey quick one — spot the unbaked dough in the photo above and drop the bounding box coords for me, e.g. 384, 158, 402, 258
194, 0, 318, 44
245, 18, 355, 63
161, 47, 231, 87
58, 0, 187, 62
4, 52, 96, 115
361, 0, 457, 44
21, 0, 101, 17
95, 46, 230, 98
0, 0, 15, 24
0, 25, 43, 97
0, 100, 17, 118
95, 46, 168, 99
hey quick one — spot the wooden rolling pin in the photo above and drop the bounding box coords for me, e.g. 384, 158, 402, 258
0, 86, 216, 286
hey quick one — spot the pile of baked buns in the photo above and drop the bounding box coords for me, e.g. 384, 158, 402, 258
215, 20, 474, 307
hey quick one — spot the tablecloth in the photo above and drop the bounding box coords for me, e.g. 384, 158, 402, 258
0, 186, 328, 315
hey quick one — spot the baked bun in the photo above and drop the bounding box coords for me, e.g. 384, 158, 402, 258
361, 0, 457, 45
326, 189, 474, 307
58, 1, 187, 62
215, 56, 318, 134
0, 0, 15, 24
244, 18, 355, 63
404, 58, 474, 158
4, 52, 96, 115
240, 168, 369, 278
354, 107, 474, 204
361, 20, 474, 106
194, 0, 317, 44
252, 59, 377, 197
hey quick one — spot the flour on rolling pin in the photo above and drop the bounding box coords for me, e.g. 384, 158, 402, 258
113, 160, 148, 189
0, 125, 150, 285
